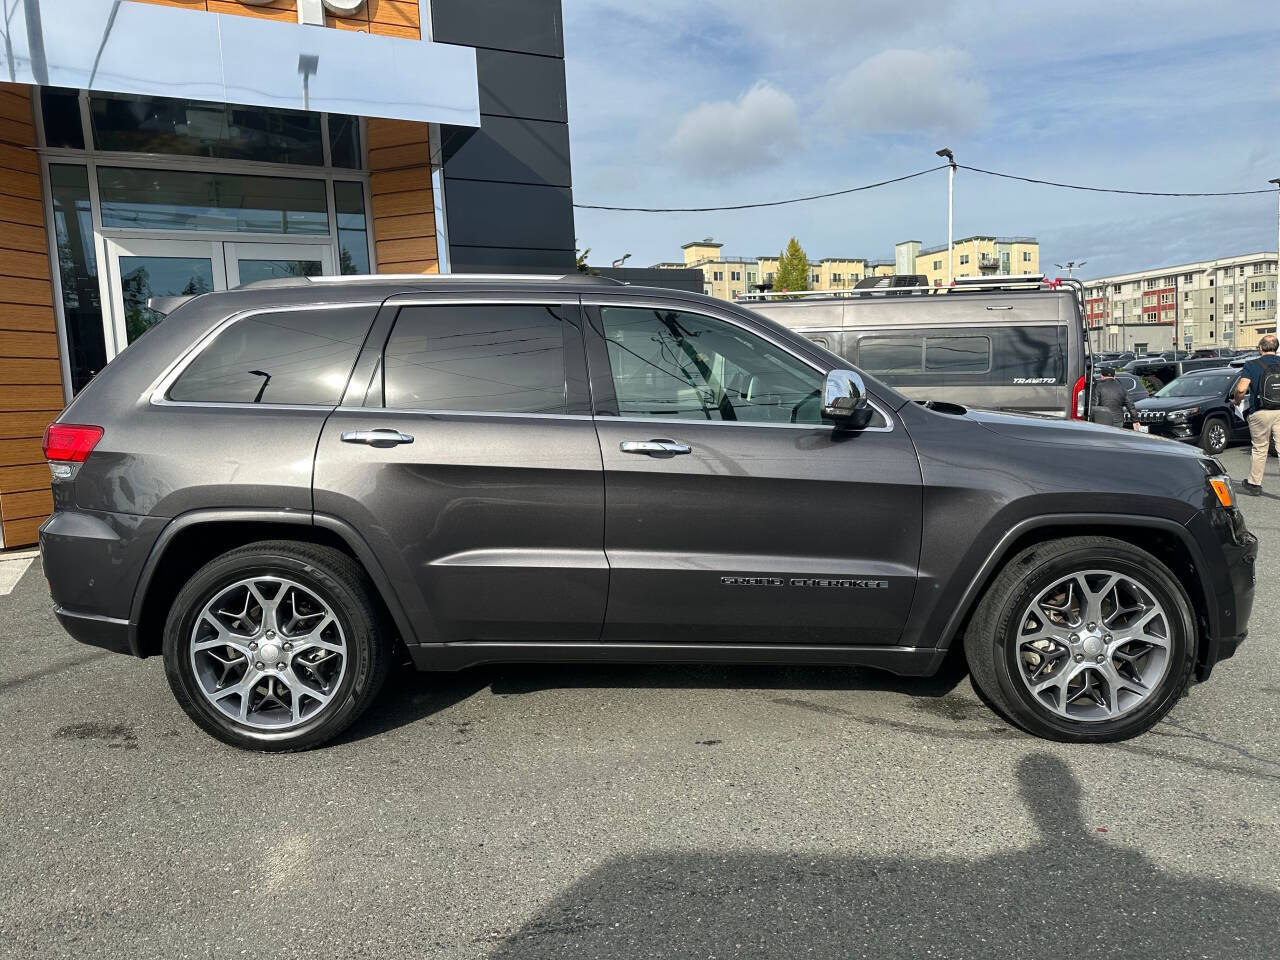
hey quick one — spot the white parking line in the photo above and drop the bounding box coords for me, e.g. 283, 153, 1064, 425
0, 550, 37, 596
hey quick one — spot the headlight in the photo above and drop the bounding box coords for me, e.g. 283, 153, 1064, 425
1168, 407, 1198, 420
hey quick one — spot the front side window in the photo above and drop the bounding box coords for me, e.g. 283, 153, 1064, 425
599, 307, 824, 424
383, 305, 569, 414
168, 307, 371, 405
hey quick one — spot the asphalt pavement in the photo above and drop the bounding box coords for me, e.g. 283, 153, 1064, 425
1, 444, 1277, 959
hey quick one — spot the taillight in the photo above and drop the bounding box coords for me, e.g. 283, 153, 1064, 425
1071, 375, 1087, 419
43, 423, 103, 463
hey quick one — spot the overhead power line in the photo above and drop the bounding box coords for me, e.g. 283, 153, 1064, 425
573, 162, 1279, 214
572, 165, 948, 212
956, 164, 1275, 197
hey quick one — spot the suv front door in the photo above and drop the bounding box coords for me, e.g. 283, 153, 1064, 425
584, 300, 923, 647
313, 296, 606, 647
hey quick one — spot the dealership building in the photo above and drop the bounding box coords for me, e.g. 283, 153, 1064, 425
0, 0, 576, 547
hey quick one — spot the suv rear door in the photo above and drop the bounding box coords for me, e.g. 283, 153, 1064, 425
584, 297, 923, 647
313, 294, 607, 646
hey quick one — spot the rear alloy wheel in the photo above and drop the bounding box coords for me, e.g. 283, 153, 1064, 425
965, 536, 1195, 742
164, 541, 388, 751
1200, 417, 1229, 455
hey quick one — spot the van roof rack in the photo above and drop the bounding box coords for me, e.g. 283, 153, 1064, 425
737, 273, 1082, 303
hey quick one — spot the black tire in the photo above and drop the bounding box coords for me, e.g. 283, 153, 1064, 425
163, 540, 389, 751
1199, 416, 1229, 455
964, 536, 1195, 743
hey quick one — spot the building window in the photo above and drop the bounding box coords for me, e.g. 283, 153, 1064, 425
812, 274, 820, 284
933, 260, 942, 270
1183, 273, 1194, 282
730, 271, 741, 282
1144, 279, 1157, 289
713, 271, 723, 281
1023, 252, 1032, 262
1144, 311, 1158, 321
831, 272, 842, 283
41, 87, 85, 149
334, 182, 370, 275
959, 254, 970, 265
49, 165, 106, 393
97, 167, 330, 234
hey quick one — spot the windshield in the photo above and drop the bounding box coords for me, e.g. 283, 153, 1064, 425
1154, 373, 1235, 398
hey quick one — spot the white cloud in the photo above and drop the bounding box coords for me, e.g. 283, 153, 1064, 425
668, 82, 801, 178
824, 48, 991, 135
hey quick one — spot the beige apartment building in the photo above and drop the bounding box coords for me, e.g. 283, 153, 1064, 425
1083, 252, 1278, 353
908, 236, 1040, 287
658, 237, 1038, 301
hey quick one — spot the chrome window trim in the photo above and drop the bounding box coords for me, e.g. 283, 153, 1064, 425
585, 298, 895, 433
148, 301, 382, 409
336, 407, 595, 422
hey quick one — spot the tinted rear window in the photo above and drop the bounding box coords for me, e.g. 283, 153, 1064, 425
383, 304, 569, 413
168, 307, 371, 404
853, 325, 1065, 386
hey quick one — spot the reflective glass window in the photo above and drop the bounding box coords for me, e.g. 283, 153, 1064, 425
49, 165, 105, 392
41, 88, 84, 149
97, 168, 329, 234
334, 182, 370, 275
90, 93, 325, 165
328, 114, 361, 169
600, 307, 824, 423
383, 305, 569, 413
169, 308, 371, 405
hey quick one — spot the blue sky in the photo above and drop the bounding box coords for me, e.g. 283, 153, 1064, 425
562, 0, 1280, 279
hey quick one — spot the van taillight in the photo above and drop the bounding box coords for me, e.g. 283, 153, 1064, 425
1071, 376, 1087, 419
43, 423, 103, 462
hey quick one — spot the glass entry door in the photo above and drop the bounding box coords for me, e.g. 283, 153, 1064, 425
103, 238, 337, 358
104, 238, 227, 354
224, 242, 334, 287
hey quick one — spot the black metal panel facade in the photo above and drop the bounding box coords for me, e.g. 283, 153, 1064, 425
443, 116, 572, 188
433, 0, 575, 273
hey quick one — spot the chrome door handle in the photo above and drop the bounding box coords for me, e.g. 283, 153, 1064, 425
619, 439, 691, 456
341, 428, 415, 447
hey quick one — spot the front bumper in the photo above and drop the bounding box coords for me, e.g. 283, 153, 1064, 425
1187, 505, 1258, 680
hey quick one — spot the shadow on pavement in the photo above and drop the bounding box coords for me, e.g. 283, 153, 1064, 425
338, 646, 971, 744
483, 753, 1276, 959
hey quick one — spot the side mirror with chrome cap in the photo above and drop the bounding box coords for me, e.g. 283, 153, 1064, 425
822, 369, 871, 427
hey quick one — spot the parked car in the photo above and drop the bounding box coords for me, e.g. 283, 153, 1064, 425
1096, 351, 1135, 366
1192, 347, 1236, 359
40, 274, 1255, 749
1230, 353, 1260, 369
1134, 367, 1247, 454
746, 278, 1091, 419
1122, 355, 1223, 392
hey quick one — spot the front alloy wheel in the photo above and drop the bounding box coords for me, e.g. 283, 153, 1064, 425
1014, 571, 1171, 722
965, 536, 1195, 742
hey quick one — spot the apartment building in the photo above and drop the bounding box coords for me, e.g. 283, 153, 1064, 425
908, 236, 1040, 288
1083, 252, 1278, 354
659, 236, 1038, 301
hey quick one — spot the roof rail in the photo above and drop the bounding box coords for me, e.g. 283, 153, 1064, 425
737, 273, 1072, 303
305, 273, 625, 285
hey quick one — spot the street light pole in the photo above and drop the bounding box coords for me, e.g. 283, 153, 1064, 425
1270, 178, 1280, 283
936, 148, 955, 286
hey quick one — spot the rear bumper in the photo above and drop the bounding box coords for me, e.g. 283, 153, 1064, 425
40, 508, 167, 657
53, 607, 132, 655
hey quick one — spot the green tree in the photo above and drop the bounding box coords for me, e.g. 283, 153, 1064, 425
774, 237, 810, 293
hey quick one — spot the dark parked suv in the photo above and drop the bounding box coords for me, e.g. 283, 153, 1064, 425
40, 275, 1257, 750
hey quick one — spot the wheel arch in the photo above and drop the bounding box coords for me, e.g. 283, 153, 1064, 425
939, 514, 1212, 671
128, 510, 415, 658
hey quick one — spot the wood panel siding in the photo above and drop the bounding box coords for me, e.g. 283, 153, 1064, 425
132, 0, 421, 39
367, 119, 438, 275
0, 83, 59, 548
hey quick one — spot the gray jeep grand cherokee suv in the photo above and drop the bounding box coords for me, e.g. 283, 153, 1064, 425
39, 275, 1257, 750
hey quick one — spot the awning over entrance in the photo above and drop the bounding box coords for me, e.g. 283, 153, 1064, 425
0, 0, 480, 127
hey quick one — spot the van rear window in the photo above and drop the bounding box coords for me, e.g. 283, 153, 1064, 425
854, 326, 1065, 386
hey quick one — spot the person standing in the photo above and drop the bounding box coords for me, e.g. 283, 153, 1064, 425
1232, 334, 1280, 495
1089, 366, 1138, 429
